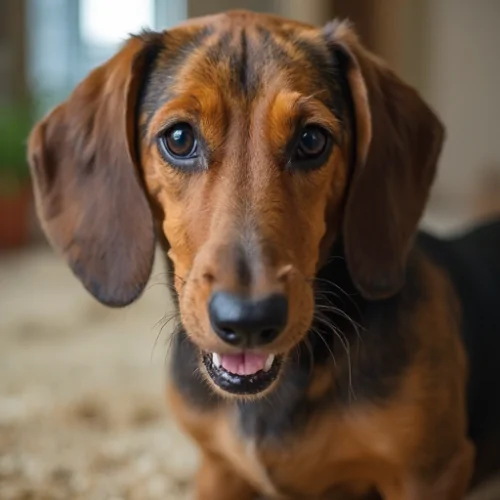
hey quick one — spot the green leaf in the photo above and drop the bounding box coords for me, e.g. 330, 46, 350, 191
0, 102, 36, 185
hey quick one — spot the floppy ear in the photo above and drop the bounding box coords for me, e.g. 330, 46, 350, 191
324, 21, 445, 300
28, 33, 163, 307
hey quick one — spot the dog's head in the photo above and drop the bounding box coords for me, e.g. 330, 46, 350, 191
28, 11, 443, 398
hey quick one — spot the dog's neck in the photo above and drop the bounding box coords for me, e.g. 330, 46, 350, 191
167, 244, 414, 443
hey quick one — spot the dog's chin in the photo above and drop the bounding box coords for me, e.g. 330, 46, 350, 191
201, 351, 284, 397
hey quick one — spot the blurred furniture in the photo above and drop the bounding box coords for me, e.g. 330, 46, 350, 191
0, 0, 29, 104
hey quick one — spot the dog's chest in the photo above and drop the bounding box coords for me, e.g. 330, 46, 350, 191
170, 329, 410, 496
220, 425, 279, 497
220, 404, 384, 498
220, 376, 320, 496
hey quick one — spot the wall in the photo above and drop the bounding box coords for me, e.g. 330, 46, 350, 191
188, 0, 272, 18
328, 0, 500, 232
0, 0, 28, 105
274, 0, 332, 25
423, 0, 500, 205
188, 0, 333, 26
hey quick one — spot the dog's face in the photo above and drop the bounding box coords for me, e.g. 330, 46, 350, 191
28, 11, 443, 398
140, 14, 351, 395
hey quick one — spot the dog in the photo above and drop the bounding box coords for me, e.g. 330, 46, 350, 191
27, 10, 500, 499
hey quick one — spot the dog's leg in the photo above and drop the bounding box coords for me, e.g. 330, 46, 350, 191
196, 453, 259, 500
416, 440, 474, 500
380, 440, 475, 500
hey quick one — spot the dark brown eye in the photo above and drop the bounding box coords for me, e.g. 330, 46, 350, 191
160, 123, 197, 159
295, 125, 328, 160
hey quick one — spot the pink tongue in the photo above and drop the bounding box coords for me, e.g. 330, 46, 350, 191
220, 352, 268, 375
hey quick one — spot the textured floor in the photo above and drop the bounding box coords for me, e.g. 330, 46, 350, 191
0, 247, 198, 499
1, 244, 499, 500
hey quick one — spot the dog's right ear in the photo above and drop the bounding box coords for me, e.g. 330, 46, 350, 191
324, 21, 444, 301
28, 33, 164, 307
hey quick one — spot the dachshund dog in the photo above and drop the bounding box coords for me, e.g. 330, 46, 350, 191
28, 10, 500, 500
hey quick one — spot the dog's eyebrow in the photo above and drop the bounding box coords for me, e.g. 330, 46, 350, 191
139, 26, 214, 135
144, 88, 228, 158
265, 90, 343, 148
145, 95, 202, 142
294, 95, 343, 135
292, 36, 331, 72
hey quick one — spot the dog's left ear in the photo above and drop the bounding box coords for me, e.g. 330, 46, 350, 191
323, 21, 445, 300
28, 33, 163, 307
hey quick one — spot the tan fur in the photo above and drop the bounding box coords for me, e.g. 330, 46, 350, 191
28, 10, 474, 499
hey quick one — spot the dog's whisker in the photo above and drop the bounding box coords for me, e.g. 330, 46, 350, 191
150, 318, 166, 362
292, 343, 301, 364
303, 338, 315, 377
149, 271, 174, 280
145, 281, 177, 293
310, 327, 337, 368
314, 277, 363, 313
314, 288, 365, 331
314, 297, 364, 333
313, 312, 356, 402
164, 324, 184, 367
174, 273, 187, 285
314, 302, 365, 344
151, 311, 181, 362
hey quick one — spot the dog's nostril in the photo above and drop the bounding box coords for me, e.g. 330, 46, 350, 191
219, 327, 241, 346
208, 292, 288, 347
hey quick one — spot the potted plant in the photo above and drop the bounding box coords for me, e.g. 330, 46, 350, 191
0, 102, 35, 250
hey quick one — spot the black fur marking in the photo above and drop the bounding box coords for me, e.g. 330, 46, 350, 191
131, 33, 165, 164
230, 28, 260, 98
238, 29, 249, 93
138, 26, 214, 136
417, 222, 500, 483
292, 37, 331, 77
237, 344, 316, 443
167, 238, 416, 443
155, 20, 427, 443
170, 328, 222, 410
255, 25, 294, 68
205, 30, 232, 67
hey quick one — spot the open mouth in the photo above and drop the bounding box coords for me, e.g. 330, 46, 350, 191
202, 351, 282, 395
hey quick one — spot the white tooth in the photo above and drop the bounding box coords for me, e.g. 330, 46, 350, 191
264, 355, 275, 372
212, 353, 222, 368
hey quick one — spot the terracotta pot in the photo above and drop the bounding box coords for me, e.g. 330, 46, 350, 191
0, 183, 32, 250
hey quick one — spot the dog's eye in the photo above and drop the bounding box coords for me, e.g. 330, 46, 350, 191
159, 123, 198, 160
295, 125, 329, 160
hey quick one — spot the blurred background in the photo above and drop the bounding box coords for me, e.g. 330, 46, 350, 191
1, 1, 499, 499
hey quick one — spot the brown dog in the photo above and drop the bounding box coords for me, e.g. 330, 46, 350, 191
28, 10, 500, 499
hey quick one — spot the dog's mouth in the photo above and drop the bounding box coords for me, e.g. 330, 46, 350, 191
202, 351, 283, 395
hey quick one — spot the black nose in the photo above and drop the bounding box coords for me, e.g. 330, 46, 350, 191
208, 292, 288, 347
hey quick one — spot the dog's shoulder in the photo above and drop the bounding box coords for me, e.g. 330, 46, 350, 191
418, 219, 500, 298
417, 219, 500, 480
417, 218, 500, 342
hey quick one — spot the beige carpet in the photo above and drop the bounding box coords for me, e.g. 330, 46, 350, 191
0, 247, 198, 499
1, 246, 498, 500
